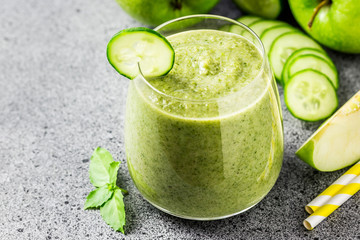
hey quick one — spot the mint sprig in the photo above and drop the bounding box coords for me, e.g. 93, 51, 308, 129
84, 147, 127, 233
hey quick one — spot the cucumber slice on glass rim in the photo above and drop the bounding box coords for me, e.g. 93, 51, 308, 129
107, 27, 175, 79
284, 69, 338, 122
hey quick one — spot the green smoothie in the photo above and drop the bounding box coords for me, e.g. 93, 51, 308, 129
125, 30, 283, 219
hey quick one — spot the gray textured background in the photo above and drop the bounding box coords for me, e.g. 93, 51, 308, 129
1, 0, 360, 239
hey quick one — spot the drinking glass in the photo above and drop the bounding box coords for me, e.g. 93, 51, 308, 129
125, 15, 284, 220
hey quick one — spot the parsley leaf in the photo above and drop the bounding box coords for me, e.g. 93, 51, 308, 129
89, 147, 114, 187
100, 188, 126, 233
84, 184, 113, 209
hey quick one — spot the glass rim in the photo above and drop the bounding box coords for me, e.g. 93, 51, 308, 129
137, 14, 267, 103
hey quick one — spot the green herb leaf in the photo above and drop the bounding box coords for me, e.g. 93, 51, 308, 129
100, 188, 126, 233
89, 147, 114, 187
109, 161, 120, 185
84, 184, 113, 209
85, 147, 127, 233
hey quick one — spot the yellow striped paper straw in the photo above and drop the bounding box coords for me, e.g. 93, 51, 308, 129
303, 174, 360, 230
305, 161, 360, 214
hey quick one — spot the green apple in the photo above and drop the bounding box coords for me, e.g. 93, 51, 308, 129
232, 0, 282, 19
115, 0, 219, 26
296, 91, 360, 171
289, 0, 360, 53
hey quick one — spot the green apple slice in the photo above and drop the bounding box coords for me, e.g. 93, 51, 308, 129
296, 91, 360, 171
107, 27, 175, 79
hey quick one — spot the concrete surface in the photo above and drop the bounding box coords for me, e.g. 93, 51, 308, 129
1, 0, 360, 239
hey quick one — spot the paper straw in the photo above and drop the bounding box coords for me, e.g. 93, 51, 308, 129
305, 161, 360, 214
303, 174, 360, 230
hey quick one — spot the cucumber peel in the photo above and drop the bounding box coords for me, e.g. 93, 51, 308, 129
107, 27, 175, 79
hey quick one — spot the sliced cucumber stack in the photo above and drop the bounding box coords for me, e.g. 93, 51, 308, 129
279, 47, 338, 120
228, 16, 340, 122
284, 70, 338, 121
107, 27, 175, 79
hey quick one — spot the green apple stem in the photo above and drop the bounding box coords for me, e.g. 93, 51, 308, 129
171, 0, 182, 10
308, 0, 331, 28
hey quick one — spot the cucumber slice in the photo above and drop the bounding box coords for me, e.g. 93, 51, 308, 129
282, 48, 334, 84
283, 54, 339, 89
260, 25, 298, 55
283, 48, 333, 69
236, 16, 262, 26
229, 16, 262, 35
248, 20, 287, 37
296, 91, 360, 171
269, 32, 324, 80
219, 25, 231, 32
107, 27, 175, 79
284, 69, 338, 121
281, 48, 335, 86
229, 24, 245, 35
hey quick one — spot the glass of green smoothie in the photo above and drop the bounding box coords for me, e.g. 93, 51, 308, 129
125, 15, 284, 220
